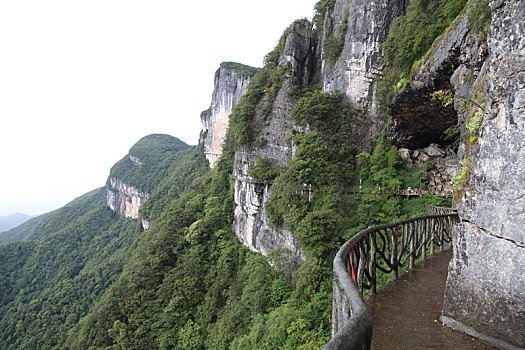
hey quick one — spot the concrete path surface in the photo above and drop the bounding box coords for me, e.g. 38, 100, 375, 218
367, 250, 496, 349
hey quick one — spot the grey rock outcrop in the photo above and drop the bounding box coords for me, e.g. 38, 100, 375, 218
280, 20, 314, 86
317, 0, 407, 153
232, 78, 303, 262
107, 177, 149, 221
201, 62, 257, 167
231, 22, 312, 264
442, 1, 525, 348
321, 0, 406, 111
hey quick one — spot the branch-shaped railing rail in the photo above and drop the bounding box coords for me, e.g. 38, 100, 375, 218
323, 207, 459, 350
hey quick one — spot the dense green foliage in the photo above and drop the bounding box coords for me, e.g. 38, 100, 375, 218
247, 158, 280, 181
267, 90, 450, 251
0, 137, 205, 349
313, 0, 335, 29
383, 0, 468, 78
0, 189, 140, 349
140, 145, 210, 220
108, 134, 190, 193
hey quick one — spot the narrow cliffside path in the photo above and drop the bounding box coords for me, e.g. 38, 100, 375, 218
367, 250, 495, 349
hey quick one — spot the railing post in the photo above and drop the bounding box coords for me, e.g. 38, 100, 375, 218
358, 242, 365, 294
391, 229, 398, 281
370, 233, 376, 295
439, 218, 446, 252
430, 217, 435, 256
422, 218, 427, 261
409, 221, 415, 269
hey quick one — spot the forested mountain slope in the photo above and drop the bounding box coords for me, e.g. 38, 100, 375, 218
0, 136, 204, 349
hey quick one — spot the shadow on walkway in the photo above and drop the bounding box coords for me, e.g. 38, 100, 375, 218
368, 250, 496, 349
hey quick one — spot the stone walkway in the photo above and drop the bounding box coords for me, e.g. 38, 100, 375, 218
367, 250, 496, 349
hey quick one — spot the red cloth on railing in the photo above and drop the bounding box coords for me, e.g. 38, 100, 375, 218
347, 243, 356, 283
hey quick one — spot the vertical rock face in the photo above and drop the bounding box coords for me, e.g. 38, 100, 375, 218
280, 21, 314, 86
231, 79, 303, 262
232, 22, 312, 264
442, 1, 525, 347
233, 168, 301, 260
201, 62, 257, 167
106, 177, 149, 220
321, 0, 406, 114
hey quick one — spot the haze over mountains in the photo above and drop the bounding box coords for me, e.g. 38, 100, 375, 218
0, 213, 33, 233
0, 201, 53, 217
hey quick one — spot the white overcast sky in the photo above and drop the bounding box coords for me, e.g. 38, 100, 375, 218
0, 0, 318, 215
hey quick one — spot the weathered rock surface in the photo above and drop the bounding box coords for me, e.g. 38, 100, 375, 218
201, 62, 256, 167
232, 78, 303, 262
233, 172, 302, 261
280, 20, 314, 86
231, 23, 311, 263
442, 1, 525, 348
107, 177, 149, 221
320, 0, 406, 153
321, 0, 406, 113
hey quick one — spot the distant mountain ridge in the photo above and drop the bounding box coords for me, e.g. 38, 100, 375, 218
0, 213, 32, 233
0, 201, 53, 216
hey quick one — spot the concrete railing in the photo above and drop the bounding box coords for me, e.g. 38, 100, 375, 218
323, 208, 459, 350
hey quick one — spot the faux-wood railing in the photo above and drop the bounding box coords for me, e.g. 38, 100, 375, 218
323, 208, 459, 350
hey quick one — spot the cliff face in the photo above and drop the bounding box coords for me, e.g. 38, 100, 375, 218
442, 1, 525, 347
321, 0, 406, 149
201, 62, 257, 167
106, 177, 149, 220
229, 2, 411, 262
231, 22, 312, 263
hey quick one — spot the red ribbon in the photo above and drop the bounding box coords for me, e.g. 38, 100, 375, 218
347, 243, 356, 283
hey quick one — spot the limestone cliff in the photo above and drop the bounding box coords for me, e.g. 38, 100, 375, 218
107, 177, 149, 220
441, 1, 525, 348
201, 62, 257, 167
320, 0, 407, 150
231, 22, 312, 264
106, 134, 190, 230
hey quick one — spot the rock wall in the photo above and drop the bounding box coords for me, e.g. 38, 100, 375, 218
442, 1, 525, 348
231, 82, 303, 262
201, 63, 256, 167
231, 22, 313, 263
107, 177, 149, 221
321, 0, 406, 115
